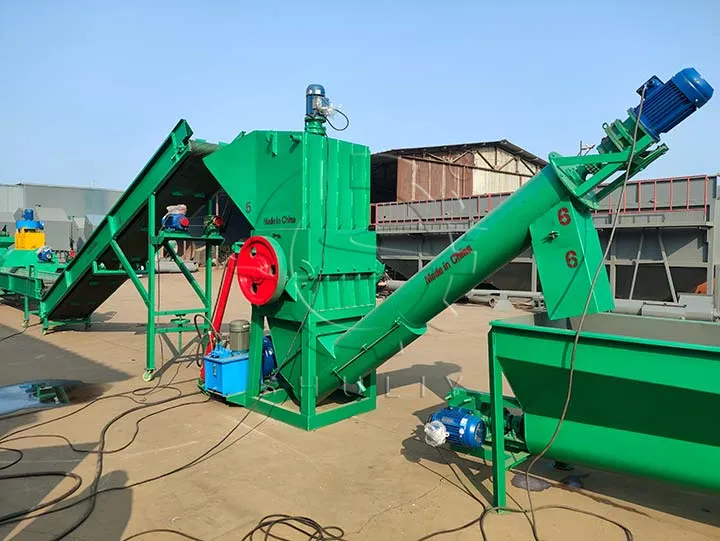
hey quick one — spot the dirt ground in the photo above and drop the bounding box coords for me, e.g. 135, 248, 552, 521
0, 271, 718, 541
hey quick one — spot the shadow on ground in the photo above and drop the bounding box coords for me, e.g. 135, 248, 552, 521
0, 443, 132, 541
400, 403, 720, 529
378, 361, 463, 400
0, 323, 130, 437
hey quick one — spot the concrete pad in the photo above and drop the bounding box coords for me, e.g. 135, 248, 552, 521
0, 271, 718, 541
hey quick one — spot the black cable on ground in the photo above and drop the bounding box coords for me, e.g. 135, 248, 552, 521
1, 396, 209, 455
0, 389, 204, 538
0, 471, 83, 523
0, 447, 22, 470
121, 530, 206, 541
0, 380, 195, 441
240, 514, 348, 541
0, 401, 257, 528
414, 503, 634, 541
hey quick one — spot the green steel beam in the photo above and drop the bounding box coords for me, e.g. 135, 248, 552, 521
108, 241, 150, 307
145, 193, 157, 379
161, 240, 208, 305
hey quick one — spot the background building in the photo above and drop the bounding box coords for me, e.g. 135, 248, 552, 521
370, 140, 547, 203
0, 183, 123, 252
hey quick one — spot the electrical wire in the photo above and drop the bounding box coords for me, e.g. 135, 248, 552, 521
0, 390, 204, 537
323, 109, 350, 132
520, 84, 649, 540
0, 380, 194, 440
414, 503, 633, 541
240, 514, 349, 541
121, 530, 206, 541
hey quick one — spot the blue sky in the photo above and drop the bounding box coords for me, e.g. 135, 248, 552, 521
1, 0, 718, 190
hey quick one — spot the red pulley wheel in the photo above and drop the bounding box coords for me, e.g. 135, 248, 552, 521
236, 236, 287, 305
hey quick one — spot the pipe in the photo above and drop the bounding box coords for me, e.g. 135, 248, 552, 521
200, 253, 238, 382
320, 166, 569, 399
384, 280, 544, 300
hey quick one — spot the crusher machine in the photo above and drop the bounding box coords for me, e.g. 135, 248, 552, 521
195, 68, 720, 507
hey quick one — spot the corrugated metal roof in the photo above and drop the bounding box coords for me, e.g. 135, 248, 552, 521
375, 139, 548, 168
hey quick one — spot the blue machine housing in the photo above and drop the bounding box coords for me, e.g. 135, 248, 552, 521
635, 67, 714, 139
16, 208, 44, 231
203, 336, 278, 397
204, 345, 249, 397
428, 407, 486, 448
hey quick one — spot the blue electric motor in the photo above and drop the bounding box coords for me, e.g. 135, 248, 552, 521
161, 213, 190, 232
635, 68, 714, 139
16, 208, 44, 231
261, 335, 277, 380
425, 407, 486, 449
37, 246, 53, 263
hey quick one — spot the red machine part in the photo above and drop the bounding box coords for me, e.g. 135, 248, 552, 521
200, 236, 285, 382
200, 253, 238, 382
236, 236, 284, 305
179, 216, 190, 228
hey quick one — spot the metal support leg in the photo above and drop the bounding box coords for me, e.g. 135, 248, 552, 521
247, 311, 264, 399
205, 199, 214, 345
23, 266, 31, 328
531, 256, 538, 293
657, 229, 677, 303
629, 230, 644, 300
489, 332, 506, 510
301, 319, 317, 427
145, 193, 157, 382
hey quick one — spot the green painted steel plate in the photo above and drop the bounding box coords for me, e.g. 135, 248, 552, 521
490, 311, 720, 491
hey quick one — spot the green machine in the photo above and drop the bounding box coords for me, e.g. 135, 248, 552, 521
198, 69, 718, 507
200, 85, 383, 428
0, 209, 69, 329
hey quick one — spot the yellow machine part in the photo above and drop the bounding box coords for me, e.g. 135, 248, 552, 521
15, 230, 45, 250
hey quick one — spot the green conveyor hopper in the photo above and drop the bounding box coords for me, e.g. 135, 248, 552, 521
490, 312, 720, 492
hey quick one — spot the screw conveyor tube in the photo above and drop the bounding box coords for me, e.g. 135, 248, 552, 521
316, 68, 714, 401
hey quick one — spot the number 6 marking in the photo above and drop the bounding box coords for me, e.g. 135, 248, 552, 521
565, 250, 578, 268
558, 207, 571, 226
